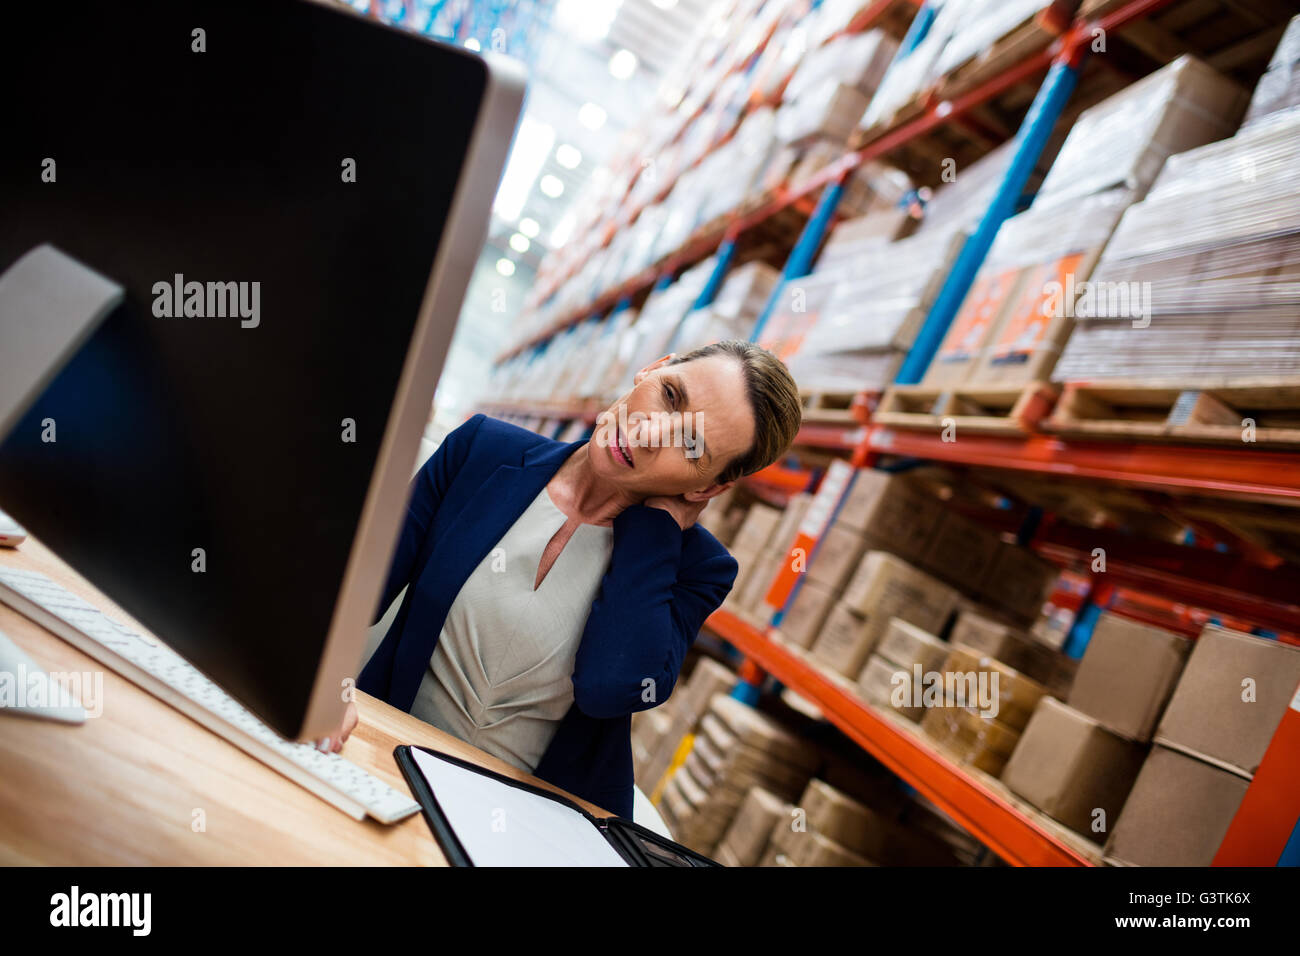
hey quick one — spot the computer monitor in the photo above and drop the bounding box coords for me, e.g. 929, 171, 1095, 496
0, 0, 525, 740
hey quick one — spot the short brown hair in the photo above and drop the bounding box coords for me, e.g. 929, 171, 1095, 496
666, 340, 802, 484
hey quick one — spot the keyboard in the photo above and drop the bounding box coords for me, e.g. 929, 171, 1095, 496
0, 566, 420, 825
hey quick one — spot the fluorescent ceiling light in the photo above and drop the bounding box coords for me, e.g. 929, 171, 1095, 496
555, 143, 582, 169
496, 258, 516, 277
554, 0, 622, 45
608, 48, 638, 80
539, 174, 565, 198
509, 233, 531, 253
518, 217, 541, 238
550, 212, 576, 248
492, 116, 556, 222
578, 102, 607, 130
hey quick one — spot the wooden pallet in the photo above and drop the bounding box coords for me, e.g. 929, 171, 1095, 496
799, 388, 878, 425
1046, 380, 1300, 447
872, 381, 1060, 435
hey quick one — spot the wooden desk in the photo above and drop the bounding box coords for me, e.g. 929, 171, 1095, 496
0, 537, 611, 865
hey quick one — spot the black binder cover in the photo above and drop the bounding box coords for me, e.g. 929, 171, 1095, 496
394, 744, 721, 867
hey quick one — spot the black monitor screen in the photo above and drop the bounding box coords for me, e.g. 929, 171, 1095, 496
0, 0, 489, 736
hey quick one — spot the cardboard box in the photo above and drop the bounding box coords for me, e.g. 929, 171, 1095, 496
715, 786, 789, 867
919, 510, 1001, 592
1068, 613, 1191, 743
780, 577, 839, 649
858, 654, 924, 722
833, 470, 946, 562
1001, 697, 1148, 841
813, 553, 959, 678
726, 543, 763, 602
806, 523, 869, 591
738, 548, 785, 616
951, 607, 1079, 698
876, 617, 950, 673
732, 502, 784, 554
770, 493, 813, 556
935, 644, 1049, 731
775, 81, 871, 145
1104, 745, 1250, 866
921, 705, 1021, 777
767, 825, 874, 866
977, 542, 1058, 622
1155, 625, 1300, 777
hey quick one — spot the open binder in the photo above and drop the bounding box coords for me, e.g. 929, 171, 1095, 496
395, 744, 721, 867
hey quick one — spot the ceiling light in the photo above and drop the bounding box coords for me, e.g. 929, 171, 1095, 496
518, 217, 540, 238
539, 174, 565, 198
555, 144, 582, 169
492, 116, 556, 222
509, 233, 531, 253
578, 102, 607, 130
608, 48, 638, 80
496, 258, 516, 277
554, 0, 622, 45
463, 38, 481, 51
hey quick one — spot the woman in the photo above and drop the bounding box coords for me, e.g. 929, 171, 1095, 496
337, 340, 800, 817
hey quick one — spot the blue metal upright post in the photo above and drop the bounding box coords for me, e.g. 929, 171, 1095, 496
894, 51, 1085, 384
690, 238, 737, 311
749, 178, 845, 344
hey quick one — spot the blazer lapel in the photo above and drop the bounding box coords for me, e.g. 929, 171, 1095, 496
388, 434, 589, 711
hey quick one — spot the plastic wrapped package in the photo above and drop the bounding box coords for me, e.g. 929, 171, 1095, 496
1033, 56, 1250, 210
911, 139, 1016, 241
1053, 110, 1300, 382
574, 307, 639, 401
776, 79, 871, 145
783, 29, 898, 103
935, 0, 1050, 78
859, 0, 975, 131
944, 188, 1134, 386
617, 258, 717, 390
710, 261, 781, 321
755, 270, 842, 362
785, 348, 906, 392
1244, 15, 1300, 126
801, 228, 967, 353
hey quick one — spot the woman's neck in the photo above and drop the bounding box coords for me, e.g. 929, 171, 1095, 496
549, 445, 643, 527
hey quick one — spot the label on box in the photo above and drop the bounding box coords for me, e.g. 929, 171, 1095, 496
989, 253, 1084, 365
937, 268, 1021, 364
765, 459, 855, 614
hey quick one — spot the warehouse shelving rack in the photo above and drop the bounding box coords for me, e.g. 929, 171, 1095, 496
480, 0, 1300, 866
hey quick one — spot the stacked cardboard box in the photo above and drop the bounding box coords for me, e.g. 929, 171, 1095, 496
1053, 106, 1300, 383
857, 618, 951, 722
658, 694, 820, 854
811, 552, 959, 676
950, 607, 1078, 697
1067, 613, 1191, 743
762, 778, 961, 866
787, 228, 967, 391
671, 261, 782, 353
922, 188, 1133, 389
776, 30, 896, 146
1243, 14, 1300, 127
636, 658, 738, 794
714, 786, 790, 867
918, 644, 1049, 775
1001, 697, 1147, 842
1105, 626, 1300, 865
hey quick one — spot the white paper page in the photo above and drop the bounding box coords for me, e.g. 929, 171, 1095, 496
409, 747, 629, 867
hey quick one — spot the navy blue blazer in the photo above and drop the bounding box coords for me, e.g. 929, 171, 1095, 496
358, 413, 739, 818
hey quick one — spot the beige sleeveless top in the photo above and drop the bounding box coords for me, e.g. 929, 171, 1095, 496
410, 484, 614, 773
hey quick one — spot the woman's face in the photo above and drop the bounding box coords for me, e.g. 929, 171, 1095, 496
590, 354, 756, 500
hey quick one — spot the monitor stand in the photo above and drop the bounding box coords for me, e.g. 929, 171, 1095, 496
0, 244, 124, 442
